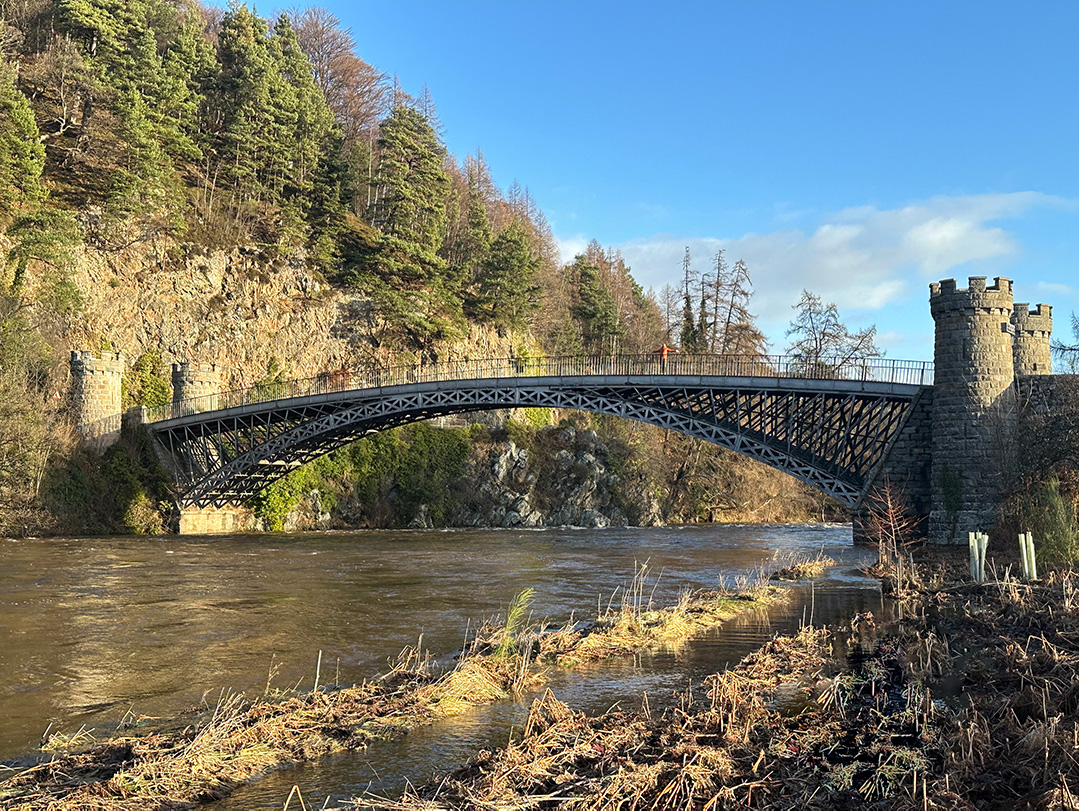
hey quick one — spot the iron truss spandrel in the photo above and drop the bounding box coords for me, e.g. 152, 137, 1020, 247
146, 374, 927, 510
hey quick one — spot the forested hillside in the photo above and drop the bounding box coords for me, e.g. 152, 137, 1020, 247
0, 0, 840, 534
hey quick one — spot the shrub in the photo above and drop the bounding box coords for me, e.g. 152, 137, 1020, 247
1020, 478, 1079, 568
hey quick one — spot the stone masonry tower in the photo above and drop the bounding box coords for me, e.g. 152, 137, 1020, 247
172, 362, 220, 415
1012, 303, 1053, 376
70, 350, 124, 442
929, 277, 1016, 543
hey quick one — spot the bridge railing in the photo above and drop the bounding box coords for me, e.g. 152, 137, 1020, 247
145, 354, 934, 422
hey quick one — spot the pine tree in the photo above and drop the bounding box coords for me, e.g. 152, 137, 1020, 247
469, 221, 539, 331
679, 247, 704, 352
448, 174, 493, 292
273, 14, 334, 196
0, 62, 44, 221
573, 257, 625, 354
366, 105, 450, 285
215, 6, 290, 202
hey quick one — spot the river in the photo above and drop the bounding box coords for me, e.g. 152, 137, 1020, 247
0, 524, 885, 806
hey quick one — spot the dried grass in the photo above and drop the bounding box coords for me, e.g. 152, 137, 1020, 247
1, 579, 783, 809
769, 549, 837, 581
366, 553, 1079, 810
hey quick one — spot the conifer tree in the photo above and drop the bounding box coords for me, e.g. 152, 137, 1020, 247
366, 105, 449, 286
0, 62, 44, 220
273, 14, 334, 196
447, 175, 493, 291
573, 256, 625, 354
469, 221, 539, 331
215, 6, 290, 202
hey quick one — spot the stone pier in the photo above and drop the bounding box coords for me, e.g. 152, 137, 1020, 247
177, 505, 246, 535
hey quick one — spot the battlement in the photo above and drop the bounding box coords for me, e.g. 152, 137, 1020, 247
1011, 303, 1053, 335
172, 360, 220, 410
69, 350, 125, 445
70, 349, 125, 375
929, 276, 1013, 317
172, 361, 219, 385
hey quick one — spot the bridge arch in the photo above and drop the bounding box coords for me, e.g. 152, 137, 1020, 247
147, 369, 928, 512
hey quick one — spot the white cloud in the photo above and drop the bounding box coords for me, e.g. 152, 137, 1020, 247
614, 192, 1059, 334
555, 235, 590, 266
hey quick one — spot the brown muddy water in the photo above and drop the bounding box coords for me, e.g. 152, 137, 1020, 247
0, 524, 886, 807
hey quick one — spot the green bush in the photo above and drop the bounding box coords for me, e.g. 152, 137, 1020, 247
40, 429, 170, 535
1020, 478, 1079, 568
251, 423, 471, 529
123, 351, 171, 409
502, 418, 535, 451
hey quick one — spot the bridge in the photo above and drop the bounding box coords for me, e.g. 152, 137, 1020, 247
69, 276, 1061, 542
138, 355, 933, 519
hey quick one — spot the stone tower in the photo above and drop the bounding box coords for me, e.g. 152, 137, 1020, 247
1012, 303, 1053, 376
172, 361, 220, 415
69, 350, 124, 442
928, 277, 1016, 543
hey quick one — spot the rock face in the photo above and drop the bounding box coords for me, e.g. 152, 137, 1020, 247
70, 240, 369, 388
450, 426, 632, 529
280, 423, 647, 532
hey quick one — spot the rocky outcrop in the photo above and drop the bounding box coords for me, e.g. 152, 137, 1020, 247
70, 239, 369, 388
280, 423, 655, 531
450, 426, 630, 529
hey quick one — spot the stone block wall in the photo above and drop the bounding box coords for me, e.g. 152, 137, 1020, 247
172, 362, 220, 414
70, 350, 124, 444
1012, 303, 1053, 376
928, 277, 1017, 543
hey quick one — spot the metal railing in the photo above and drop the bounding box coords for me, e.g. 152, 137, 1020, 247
145, 354, 934, 423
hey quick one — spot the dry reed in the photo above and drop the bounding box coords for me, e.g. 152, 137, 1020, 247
0, 577, 786, 810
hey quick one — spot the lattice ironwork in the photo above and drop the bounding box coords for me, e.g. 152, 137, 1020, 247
147, 373, 927, 510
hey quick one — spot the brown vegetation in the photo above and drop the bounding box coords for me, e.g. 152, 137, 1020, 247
367, 547, 1079, 810
0, 580, 785, 809
768, 550, 837, 581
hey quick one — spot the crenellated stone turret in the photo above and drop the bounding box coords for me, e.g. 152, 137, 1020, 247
928, 277, 1016, 543
1011, 303, 1053, 376
69, 350, 125, 444
172, 361, 220, 414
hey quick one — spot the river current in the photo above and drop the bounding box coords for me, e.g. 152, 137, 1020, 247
0, 524, 884, 806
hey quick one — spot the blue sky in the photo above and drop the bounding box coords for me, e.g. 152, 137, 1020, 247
290, 1, 1078, 360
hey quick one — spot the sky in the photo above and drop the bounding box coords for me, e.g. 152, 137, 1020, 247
285, 1, 1078, 360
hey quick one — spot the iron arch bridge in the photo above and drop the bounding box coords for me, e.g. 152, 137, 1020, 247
143, 355, 933, 510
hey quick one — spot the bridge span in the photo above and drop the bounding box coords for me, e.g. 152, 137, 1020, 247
139, 355, 933, 519
68, 273, 1062, 541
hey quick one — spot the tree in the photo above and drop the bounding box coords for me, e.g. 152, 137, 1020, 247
716, 258, 767, 357
23, 34, 97, 143
5, 208, 81, 295
0, 62, 44, 220
291, 7, 387, 145
679, 246, 705, 352
214, 6, 291, 202
785, 289, 880, 372
1052, 311, 1079, 373
572, 256, 625, 354
468, 221, 540, 331
273, 14, 335, 196
445, 172, 493, 291
366, 105, 449, 284
658, 283, 679, 343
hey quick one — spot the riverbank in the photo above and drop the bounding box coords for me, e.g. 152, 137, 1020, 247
0, 578, 787, 809
364, 545, 1079, 809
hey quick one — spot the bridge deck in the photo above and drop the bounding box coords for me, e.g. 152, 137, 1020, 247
147, 354, 934, 425
143, 356, 932, 511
